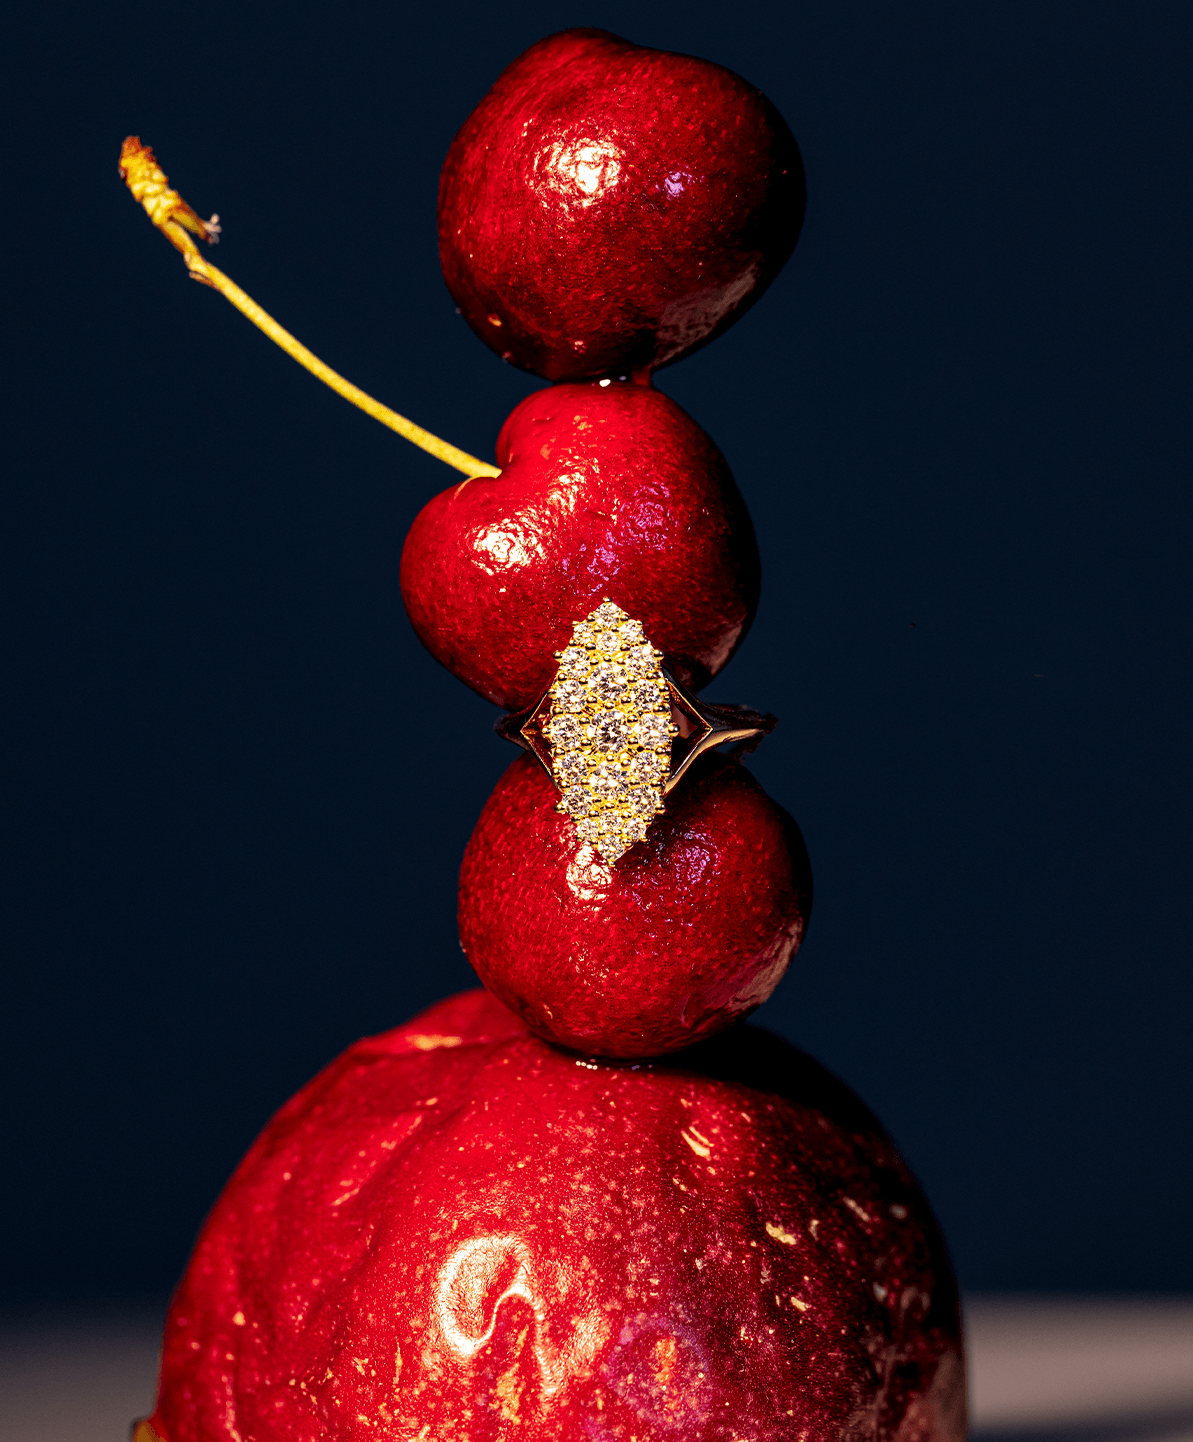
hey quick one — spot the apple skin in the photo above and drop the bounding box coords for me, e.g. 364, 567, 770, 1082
439, 29, 806, 381
149, 989, 965, 1442
458, 752, 812, 1058
400, 381, 760, 711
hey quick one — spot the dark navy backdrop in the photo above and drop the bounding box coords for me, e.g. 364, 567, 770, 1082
5, 1, 1190, 1302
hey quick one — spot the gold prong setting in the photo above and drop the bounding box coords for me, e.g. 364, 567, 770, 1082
545, 600, 677, 862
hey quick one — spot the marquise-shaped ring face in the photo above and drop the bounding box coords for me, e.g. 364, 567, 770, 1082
541, 601, 676, 862
495, 601, 777, 866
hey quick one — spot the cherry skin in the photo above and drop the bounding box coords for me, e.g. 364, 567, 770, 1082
400, 380, 759, 711
458, 752, 812, 1058
148, 989, 965, 1442
439, 28, 806, 381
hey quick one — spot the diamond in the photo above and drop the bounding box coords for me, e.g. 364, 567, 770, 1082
563, 785, 592, 817
547, 714, 583, 749
629, 679, 664, 711
626, 787, 658, 816
589, 710, 629, 752
590, 762, 628, 798
576, 816, 603, 842
618, 617, 645, 645
596, 629, 621, 655
572, 622, 596, 649
555, 750, 586, 783
594, 601, 624, 625
557, 646, 590, 678
634, 713, 671, 748
622, 815, 648, 844
629, 749, 666, 783
626, 643, 656, 678
587, 662, 628, 703
553, 678, 586, 712
596, 835, 628, 861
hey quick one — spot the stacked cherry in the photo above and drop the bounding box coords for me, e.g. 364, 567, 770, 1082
402, 27, 813, 1059
141, 33, 966, 1442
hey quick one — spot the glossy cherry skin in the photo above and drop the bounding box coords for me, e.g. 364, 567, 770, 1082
458, 752, 812, 1058
400, 381, 759, 711
439, 29, 806, 381
149, 989, 965, 1442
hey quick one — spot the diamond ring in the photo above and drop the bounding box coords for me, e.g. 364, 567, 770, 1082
497, 599, 775, 862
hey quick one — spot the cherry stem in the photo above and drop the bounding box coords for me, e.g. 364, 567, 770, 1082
118, 138, 501, 480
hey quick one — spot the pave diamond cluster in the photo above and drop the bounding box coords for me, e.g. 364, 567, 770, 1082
543, 600, 677, 862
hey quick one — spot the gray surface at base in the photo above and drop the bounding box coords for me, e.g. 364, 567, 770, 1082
2, 1297, 1191, 1442
0, 1305, 164, 1442
964, 1298, 1193, 1442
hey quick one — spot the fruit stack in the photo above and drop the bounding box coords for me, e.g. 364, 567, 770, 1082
138, 31, 965, 1442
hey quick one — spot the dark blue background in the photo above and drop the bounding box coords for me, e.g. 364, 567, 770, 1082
4, 0, 1190, 1304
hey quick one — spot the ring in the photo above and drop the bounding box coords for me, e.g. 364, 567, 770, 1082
497, 600, 776, 862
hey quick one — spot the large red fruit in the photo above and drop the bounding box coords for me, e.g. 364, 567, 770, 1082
439, 29, 806, 381
458, 752, 811, 1057
400, 381, 759, 710
147, 989, 965, 1442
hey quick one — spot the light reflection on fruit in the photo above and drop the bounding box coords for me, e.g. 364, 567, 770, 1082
539, 135, 625, 204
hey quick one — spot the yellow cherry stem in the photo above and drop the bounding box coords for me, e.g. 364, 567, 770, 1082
118, 137, 501, 480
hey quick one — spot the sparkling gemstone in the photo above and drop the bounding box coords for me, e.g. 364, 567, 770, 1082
629, 679, 664, 711
627, 787, 658, 816
589, 710, 629, 752
562, 785, 592, 817
553, 678, 586, 712
548, 714, 582, 749
587, 662, 628, 703
634, 713, 671, 748
547, 602, 673, 862
590, 763, 627, 798
555, 750, 586, 783
557, 646, 590, 678
629, 750, 666, 783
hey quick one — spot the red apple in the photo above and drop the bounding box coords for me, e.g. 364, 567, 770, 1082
400, 380, 759, 711
146, 988, 965, 1442
458, 751, 811, 1057
439, 29, 806, 381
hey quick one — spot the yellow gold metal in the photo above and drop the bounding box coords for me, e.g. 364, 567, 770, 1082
661, 678, 773, 794
117, 138, 500, 481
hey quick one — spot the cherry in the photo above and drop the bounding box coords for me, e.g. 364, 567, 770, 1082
400, 380, 759, 710
146, 989, 965, 1442
457, 751, 811, 1057
439, 29, 806, 382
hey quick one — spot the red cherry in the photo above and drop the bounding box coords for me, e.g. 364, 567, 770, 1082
148, 989, 965, 1442
400, 381, 759, 710
458, 752, 811, 1057
439, 28, 805, 381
